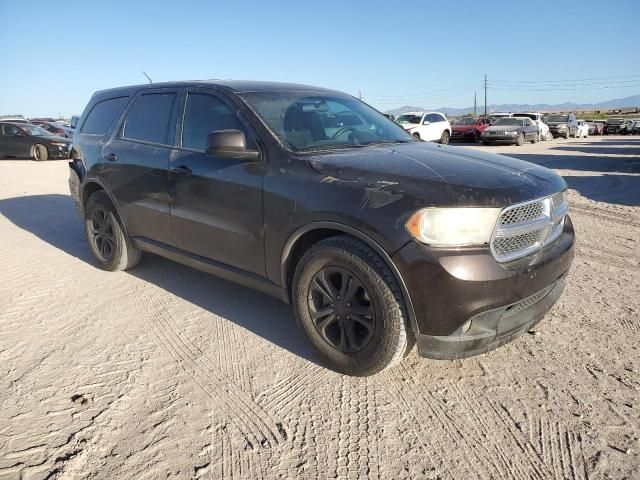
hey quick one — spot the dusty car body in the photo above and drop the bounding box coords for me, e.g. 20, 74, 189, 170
69, 80, 574, 375
0, 121, 72, 160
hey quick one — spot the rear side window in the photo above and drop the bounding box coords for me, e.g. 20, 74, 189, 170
81, 97, 128, 135
123, 93, 177, 144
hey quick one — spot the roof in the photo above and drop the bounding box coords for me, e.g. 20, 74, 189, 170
92, 79, 341, 99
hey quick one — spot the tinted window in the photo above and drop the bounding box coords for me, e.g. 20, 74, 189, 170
1, 124, 19, 136
426, 113, 445, 123
124, 93, 176, 144
182, 93, 253, 150
81, 97, 128, 134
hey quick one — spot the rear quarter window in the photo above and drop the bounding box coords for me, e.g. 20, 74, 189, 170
80, 97, 128, 135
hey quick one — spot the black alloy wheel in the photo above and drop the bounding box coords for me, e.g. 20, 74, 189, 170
88, 206, 115, 263
308, 267, 376, 353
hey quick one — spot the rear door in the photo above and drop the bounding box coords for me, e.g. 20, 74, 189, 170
0, 124, 19, 155
101, 88, 180, 245
169, 88, 266, 275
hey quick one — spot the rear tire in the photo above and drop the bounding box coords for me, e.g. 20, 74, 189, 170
439, 130, 450, 145
292, 236, 413, 376
84, 191, 141, 272
31, 144, 48, 161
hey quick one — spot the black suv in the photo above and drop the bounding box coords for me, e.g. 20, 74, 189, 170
69, 81, 574, 376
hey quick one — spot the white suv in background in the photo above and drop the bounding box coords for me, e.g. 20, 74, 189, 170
513, 112, 550, 141
396, 111, 452, 144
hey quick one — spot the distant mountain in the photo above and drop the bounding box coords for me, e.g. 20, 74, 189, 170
384, 94, 640, 116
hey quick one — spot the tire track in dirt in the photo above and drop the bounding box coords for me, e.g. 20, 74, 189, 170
380, 365, 559, 480
131, 280, 285, 449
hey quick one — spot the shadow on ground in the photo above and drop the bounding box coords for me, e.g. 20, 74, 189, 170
0, 193, 318, 364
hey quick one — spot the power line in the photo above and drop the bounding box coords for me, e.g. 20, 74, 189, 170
491, 73, 640, 85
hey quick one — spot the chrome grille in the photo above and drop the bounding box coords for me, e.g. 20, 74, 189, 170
491, 191, 568, 262
499, 202, 544, 225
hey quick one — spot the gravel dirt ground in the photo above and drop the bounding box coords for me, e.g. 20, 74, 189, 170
0, 136, 638, 480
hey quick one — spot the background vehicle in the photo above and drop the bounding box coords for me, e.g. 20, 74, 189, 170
396, 111, 452, 144
69, 80, 573, 376
0, 121, 71, 160
0, 115, 31, 124
30, 120, 73, 138
480, 117, 539, 145
604, 118, 625, 135
586, 121, 604, 135
513, 112, 550, 141
450, 116, 491, 142
547, 113, 577, 138
486, 112, 513, 123
633, 120, 640, 135
575, 120, 589, 138
620, 119, 635, 135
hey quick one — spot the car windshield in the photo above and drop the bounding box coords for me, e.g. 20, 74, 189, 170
453, 117, 478, 125
395, 114, 423, 124
547, 115, 569, 122
493, 118, 523, 126
607, 119, 623, 124
19, 125, 52, 136
240, 92, 416, 151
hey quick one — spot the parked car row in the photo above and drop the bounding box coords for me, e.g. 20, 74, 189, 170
394, 108, 640, 147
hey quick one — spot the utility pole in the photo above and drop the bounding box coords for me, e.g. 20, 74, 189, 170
357, 89, 362, 100
483, 74, 488, 117
473, 92, 477, 116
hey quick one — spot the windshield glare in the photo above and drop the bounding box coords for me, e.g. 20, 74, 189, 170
20, 125, 52, 136
240, 92, 416, 151
547, 115, 569, 122
493, 118, 523, 126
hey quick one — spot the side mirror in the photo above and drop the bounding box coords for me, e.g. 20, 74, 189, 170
206, 129, 260, 161
422, 120, 431, 125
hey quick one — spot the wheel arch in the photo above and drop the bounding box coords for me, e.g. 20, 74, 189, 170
81, 180, 130, 236
280, 222, 418, 333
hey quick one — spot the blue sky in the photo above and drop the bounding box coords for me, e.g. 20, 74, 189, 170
1, 0, 639, 117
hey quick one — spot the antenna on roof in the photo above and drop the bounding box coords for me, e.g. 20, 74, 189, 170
142, 71, 153, 84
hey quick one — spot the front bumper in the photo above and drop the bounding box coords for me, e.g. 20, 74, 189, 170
392, 216, 575, 359
451, 130, 477, 141
481, 133, 519, 143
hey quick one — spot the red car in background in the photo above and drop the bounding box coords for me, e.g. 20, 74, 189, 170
30, 120, 72, 138
451, 116, 492, 142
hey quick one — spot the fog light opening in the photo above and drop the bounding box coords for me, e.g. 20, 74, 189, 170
462, 320, 472, 334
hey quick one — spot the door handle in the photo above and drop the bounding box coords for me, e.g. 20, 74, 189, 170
171, 165, 192, 175
103, 153, 117, 162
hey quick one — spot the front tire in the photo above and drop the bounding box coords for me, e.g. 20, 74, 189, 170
292, 236, 413, 376
516, 133, 524, 146
31, 144, 48, 161
439, 130, 450, 145
531, 133, 539, 144
85, 191, 141, 271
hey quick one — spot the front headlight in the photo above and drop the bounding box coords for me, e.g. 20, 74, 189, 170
406, 208, 501, 246
507, 131, 518, 135
50, 142, 68, 147
556, 124, 567, 129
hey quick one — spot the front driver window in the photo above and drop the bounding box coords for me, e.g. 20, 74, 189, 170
182, 93, 255, 151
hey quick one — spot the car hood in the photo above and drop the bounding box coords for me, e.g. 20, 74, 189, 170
484, 125, 521, 132
308, 142, 566, 207
547, 122, 568, 126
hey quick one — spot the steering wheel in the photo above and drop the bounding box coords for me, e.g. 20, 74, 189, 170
331, 126, 358, 140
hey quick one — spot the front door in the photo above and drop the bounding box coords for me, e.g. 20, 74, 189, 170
170, 89, 265, 276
